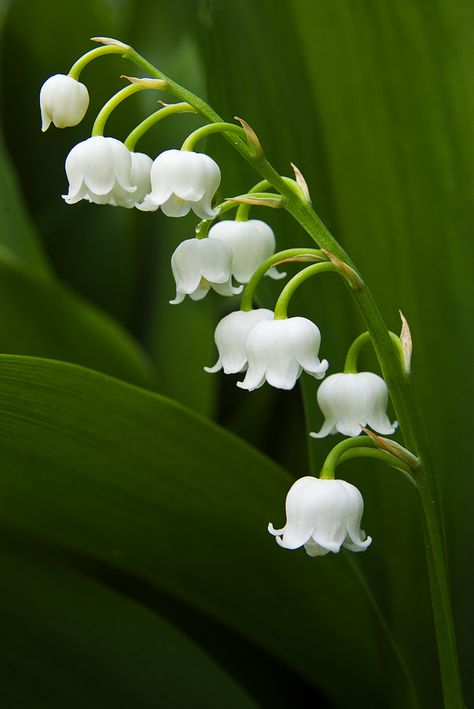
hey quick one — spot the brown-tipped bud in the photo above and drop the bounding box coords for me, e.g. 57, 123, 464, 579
122, 75, 169, 90
91, 36, 131, 51
225, 196, 283, 209
362, 427, 422, 471
234, 116, 264, 158
291, 162, 311, 203
321, 249, 364, 289
399, 310, 413, 374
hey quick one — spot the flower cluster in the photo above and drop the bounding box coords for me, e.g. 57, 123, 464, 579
41, 54, 399, 562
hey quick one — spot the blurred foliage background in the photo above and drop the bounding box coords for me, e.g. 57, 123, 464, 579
0, 0, 472, 707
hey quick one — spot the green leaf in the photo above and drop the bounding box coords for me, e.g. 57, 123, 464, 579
0, 354, 409, 707
0, 535, 258, 708
0, 250, 157, 388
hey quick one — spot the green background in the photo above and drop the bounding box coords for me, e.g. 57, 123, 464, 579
0, 1, 472, 706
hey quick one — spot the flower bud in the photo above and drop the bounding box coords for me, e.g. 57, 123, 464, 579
40, 74, 89, 132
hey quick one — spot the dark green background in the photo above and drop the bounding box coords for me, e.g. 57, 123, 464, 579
0, 1, 472, 707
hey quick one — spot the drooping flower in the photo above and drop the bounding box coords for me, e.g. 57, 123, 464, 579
237, 316, 328, 391
208, 220, 284, 283
311, 371, 397, 438
40, 74, 89, 132
268, 476, 372, 557
62, 136, 137, 206
138, 149, 221, 218
205, 309, 274, 374
128, 151, 153, 207
170, 237, 242, 304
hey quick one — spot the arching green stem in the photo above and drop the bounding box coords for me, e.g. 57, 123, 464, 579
92, 84, 149, 137
337, 448, 417, 487
116, 39, 464, 707
273, 262, 337, 319
181, 123, 246, 151
240, 248, 326, 312
68, 44, 130, 80
320, 437, 378, 479
344, 330, 405, 373
124, 102, 197, 150
195, 201, 241, 239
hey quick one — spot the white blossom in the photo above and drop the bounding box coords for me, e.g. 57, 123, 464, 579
129, 152, 153, 207
311, 371, 397, 438
170, 238, 242, 304
208, 220, 284, 283
268, 476, 372, 557
62, 136, 137, 206
40, 74, 89, 132
237, 316, 328, 391
204, 309, 274, 374
138, 149, 220, 218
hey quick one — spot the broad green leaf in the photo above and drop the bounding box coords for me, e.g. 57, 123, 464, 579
0, 535, 258, 708
0, 249, 157, 388
0, 354, 414, 708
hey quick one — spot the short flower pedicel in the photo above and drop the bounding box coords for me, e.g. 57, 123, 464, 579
312, 371, 397, 438
40, 74, 89, 131
268, 476, 372, 557
139, 149, 221, 218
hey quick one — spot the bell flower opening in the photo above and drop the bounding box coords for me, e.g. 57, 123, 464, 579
311, 371, 397, 438
205, 308, 274, 374
40, 73, 89, 131
208, 219, 285, 283
268, 476, 372, 557
237, 316, 328, 391
138, 149, 221, 218
170, 237, 243, 304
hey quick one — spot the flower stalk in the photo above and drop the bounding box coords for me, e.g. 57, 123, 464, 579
82, 38, 466, 707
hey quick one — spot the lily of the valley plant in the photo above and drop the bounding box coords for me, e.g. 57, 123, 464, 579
40, 37, 465, 708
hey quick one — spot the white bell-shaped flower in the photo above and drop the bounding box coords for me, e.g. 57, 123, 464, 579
138, 149, 221, 219
62, 136, 137, 206
170, 237, 243, 304
40, 74, 89, 131
268, 476, 372, 557
208, 220, 284, 283
237, 316, 328, 391
128, 151, 153, 207
204, 308, 274, 374
311, 372, 397, 438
